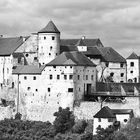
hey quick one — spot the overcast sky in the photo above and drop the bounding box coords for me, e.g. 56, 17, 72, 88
0, 0, 140, 58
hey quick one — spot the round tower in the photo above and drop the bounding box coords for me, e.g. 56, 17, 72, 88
38, 21, 60, 65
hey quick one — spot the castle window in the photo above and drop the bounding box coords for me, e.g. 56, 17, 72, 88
25, 54, 29, 57
120, 63, 123, 68
64, 75, 67, 80
68, 88, 73, 92
27, 87, 31, 91
86, 75, 88, 80
35, 89, 38, 92
52, 36, 55, 40
50, 46, 52, 50
106, 63, 109, 67
91, 75, 94, 80
78, 75, 80, 80
120, 73, 124, 77
50, 75, 53, 79
130, 62, 134, 67
24, 76, 27, 80
120, 81, 124, 83
34, 57, 37, 60
44, 36, 46, 40
57, 75, 60, 79
69, 75, 73, 80
49, 53, 51, 56
130, 71, 133, 74
48, 88, 50, 92
98, 118, 101, 122
56, 53, 57, 56
33, 76, 36, 80
53, 66, 56, 68
70, 66, 72, 68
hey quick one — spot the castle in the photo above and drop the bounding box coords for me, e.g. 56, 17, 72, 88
0, 21, 140, 131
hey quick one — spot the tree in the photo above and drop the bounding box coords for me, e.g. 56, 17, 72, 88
53, 107, 75, 134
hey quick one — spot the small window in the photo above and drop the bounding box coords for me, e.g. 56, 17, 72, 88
50, 75, 53, 79
50, 46, 52, 50
69, 75, 73, 80
34, 57, 37, 60
106, 63, 109, 67
130, 62, 134, 67
68, 88, 73, 92
56, 53, 57, 56
86, 75, 88, 80
124, 119, 127, 123
98, 118, 101, 122
52, 36, 55, 40
64, 75, 67, 80
49, 53, 51, 56
25, 54, 29, 57
130, 71, 133, 74
91, 75, 94, 80
57, 75, 60, 79
48, 88, 50, 92
120, 73, 124, 77
120, 63, 123, 68
33, 76, 36, 80
120, 81, 124, 83
44, 36, 46, 40
35, 89, 38, 92
24, 76, 27, 80
78, 75, 80, 80
70, 66, 72, 68
53, 66, 56, 68
27, 87, 31, 91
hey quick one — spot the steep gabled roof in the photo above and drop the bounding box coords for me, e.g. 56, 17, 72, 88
60, 45, 78, 54
60, 38, 103, 47
0, 37, 24, 56
38, 21, 60, 33
46, 51, 96, 66
97, 47, 126, 63
127, 52, 139, 59
12, 65, 45, 75
94, 106, 116, 118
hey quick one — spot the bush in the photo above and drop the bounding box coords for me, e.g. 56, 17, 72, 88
72, 120, 87, 134
53, 107, 75, 133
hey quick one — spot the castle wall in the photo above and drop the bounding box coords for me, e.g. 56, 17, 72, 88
74, 97, 140, 120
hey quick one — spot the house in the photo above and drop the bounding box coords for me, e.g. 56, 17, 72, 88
126, 52, 140, 83
12, 51, 97, 122
0, 37, 25, 87
93, 106, 133, 135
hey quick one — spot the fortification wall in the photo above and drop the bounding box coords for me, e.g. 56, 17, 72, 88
74, 97, 140, 120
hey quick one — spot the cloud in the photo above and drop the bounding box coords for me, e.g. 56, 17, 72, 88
0, 0, 140, 57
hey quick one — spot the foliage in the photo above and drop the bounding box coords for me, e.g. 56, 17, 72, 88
53, 107, 75, 133
72, 120, 87, 134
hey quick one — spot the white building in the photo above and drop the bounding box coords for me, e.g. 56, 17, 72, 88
13, 51, 97, 122
126, 52, 140, 83
93, 106, 133, 135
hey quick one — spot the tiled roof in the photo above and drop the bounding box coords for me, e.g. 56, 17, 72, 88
46, 51, 96, 66
83, 47, 102, 56
38, 21, 60, 33
127, 52, 139, 59
60, 38, 103, 47
94, 106, 116, 118
60, 45, 78, 54
97, 47, 126, 63
112, 109, 133, 115
0, 37, 24, 56
12, 65, 45, 75
75, 39, 86, 46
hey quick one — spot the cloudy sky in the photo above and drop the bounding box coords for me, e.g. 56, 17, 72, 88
0, 0, 140, 58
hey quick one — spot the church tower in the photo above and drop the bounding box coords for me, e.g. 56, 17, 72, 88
38, 21, 60, 65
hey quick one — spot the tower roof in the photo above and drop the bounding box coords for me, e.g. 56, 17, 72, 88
38, 20, 60, 33
127, 52, 139, 59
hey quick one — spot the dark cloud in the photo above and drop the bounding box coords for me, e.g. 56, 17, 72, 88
0, 0, 140, 58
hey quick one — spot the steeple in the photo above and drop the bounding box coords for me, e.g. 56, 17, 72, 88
38, 20, 60, 33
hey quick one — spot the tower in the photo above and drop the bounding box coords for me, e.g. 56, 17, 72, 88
38, 21, 60, 65
126, 52, 140, 83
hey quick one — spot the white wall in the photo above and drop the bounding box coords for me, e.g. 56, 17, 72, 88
127, 59, 139, 83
